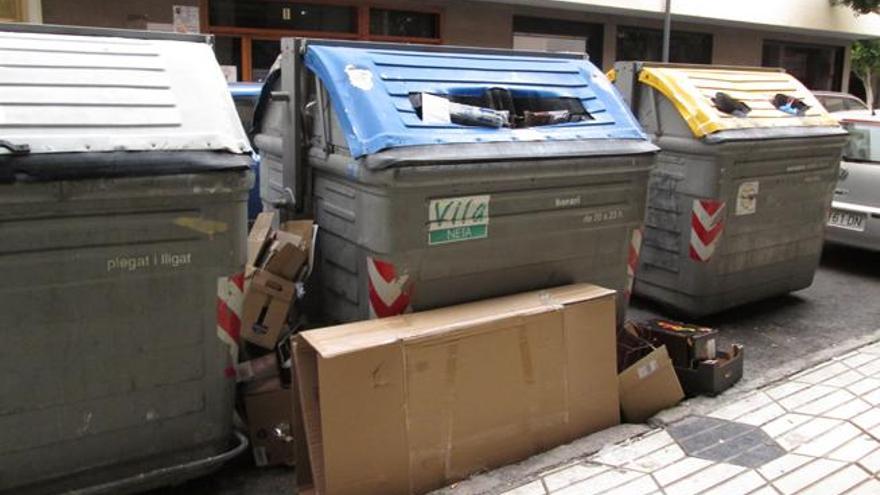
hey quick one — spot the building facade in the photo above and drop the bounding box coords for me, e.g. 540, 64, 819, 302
10, 0, 880, 92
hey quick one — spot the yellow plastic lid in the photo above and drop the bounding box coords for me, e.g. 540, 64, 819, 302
638, 66, 839, 138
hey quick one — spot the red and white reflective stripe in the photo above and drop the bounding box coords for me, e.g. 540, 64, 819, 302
217, 273, 244, 378
690, 199, 725, 262
367, 257, 412, 319
625, 227, 643, 300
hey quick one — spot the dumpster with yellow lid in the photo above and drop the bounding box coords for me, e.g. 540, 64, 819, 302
613, 62, 847, 317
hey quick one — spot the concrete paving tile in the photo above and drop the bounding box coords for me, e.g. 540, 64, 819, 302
676, 420, 754, 455
822, 398, 872, 420
860, 387, 880, 406
747, 487, 781, 495
590, 431, 673, 467
541, 462, 607, 491
857, 343, 880, 355
792, 362, 850, 385
757, 453, 815, 481
501, 480, 547, 495
824, 370, 864, 388
709, 393, 774, 421
596, 474, 658, 495
668, 416, 723, 440
726, 442, 789, 469
623, 442, 686, 473
856, 447, 880, 473
736, 402, 787, 427
662, 463, 745, 495
700, 470, 767, 495
796, 464, 869, 495
851, 407, 880, 430
841, 352, 876, 369
846, 377, 880, 396
765, 382, 810, 401
793, 389, 857, 416
777, 384, 838, 411
856, 359, 880, 377
771, 458, 846, 494
552, 468, 642, 495
652, 457, 713, 486
761, 413, 814, 438
844, 478, 880, 494
794, 422, 861, 457
826, 434, 880, 463
775, 417, 843, 450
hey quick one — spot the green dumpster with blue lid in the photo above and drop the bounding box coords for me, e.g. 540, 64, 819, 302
0, 24, 252, 494
255, 39, 658, 323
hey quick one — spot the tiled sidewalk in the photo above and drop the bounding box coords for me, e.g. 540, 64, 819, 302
501, 342, 880, 495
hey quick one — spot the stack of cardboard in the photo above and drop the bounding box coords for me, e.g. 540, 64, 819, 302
241, 212, 314, 349
237, 212, 315, 467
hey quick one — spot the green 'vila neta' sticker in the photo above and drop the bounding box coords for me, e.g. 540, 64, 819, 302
427, 195, 490, 245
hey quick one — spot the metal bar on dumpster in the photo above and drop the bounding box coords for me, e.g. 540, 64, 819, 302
278, 38, 304, 217
662, 0, 672, 63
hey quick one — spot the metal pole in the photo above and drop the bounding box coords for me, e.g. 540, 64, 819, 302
662, 0, 672, 62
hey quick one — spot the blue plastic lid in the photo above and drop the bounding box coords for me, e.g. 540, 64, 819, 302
304, 43, 648, 158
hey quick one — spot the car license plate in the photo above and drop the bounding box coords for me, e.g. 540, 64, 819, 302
828, 209, 867, 232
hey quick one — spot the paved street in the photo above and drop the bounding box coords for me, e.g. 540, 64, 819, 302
158, 244, 880, 494
497, 340, 880, 495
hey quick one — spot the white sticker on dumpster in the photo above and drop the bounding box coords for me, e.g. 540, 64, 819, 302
428, 195, 490, 246
736, 181, 759, 216
345, 64, 373, 91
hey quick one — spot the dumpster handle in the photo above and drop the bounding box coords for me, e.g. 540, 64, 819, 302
0, 139, 30, 155
66, 430, 249, 495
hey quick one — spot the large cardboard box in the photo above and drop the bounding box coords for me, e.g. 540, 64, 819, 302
292, 284, 620, 495
618, 345, 684, 423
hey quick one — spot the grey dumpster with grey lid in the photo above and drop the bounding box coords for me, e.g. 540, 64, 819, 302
0, 25, 252, 494
254, 39, 657, 323
613, 61, 847, 318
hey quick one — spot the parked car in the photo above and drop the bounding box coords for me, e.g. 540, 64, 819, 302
826, 116, 880, 250
814, 91, 870, 114
229, 82, 264, 222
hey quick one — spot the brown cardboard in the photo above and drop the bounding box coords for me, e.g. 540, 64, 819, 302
241, 270, 296, 349
235, 351, 280, 383
247, 212, 275, 269
292, 284, 620, 495
618, 345, 684, 423
244, 387, 296, 467
262, 234, 308, 280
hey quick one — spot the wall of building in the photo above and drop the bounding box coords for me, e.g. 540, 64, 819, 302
41, 0, 196, 29
38, 0, 855, 89
486, 0, 880, 38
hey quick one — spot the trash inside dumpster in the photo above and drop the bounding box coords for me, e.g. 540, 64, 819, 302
0, 24, 253, 494
254, 39, 658, 324
613, 62, 847, 317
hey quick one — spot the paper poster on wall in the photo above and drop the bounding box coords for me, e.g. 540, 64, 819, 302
173, 5, 200, 34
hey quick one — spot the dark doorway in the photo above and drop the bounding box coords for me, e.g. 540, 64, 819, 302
762, 40, 845, 91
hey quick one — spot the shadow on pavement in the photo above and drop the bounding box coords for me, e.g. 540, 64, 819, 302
821, 243, 880, 279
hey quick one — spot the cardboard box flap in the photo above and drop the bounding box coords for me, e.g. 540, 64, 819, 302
619, 345, 684, 423
247, 212, 275, 267
300, 284, 616, 358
